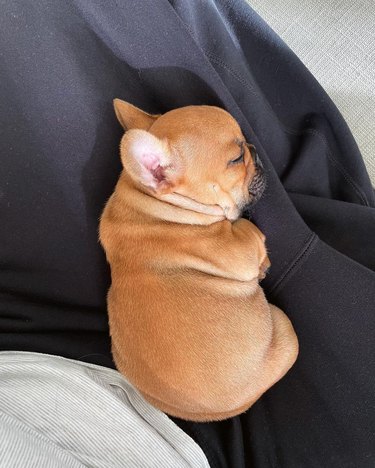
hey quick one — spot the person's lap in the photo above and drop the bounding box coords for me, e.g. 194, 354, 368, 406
1, 1, 374, 467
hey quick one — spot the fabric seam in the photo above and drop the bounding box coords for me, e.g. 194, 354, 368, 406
269, 233, 318, 296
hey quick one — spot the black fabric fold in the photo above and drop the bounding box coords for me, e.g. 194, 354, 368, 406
1, 0, 374, 466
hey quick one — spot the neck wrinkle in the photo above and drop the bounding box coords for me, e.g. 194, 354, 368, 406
117, 173, 225, 226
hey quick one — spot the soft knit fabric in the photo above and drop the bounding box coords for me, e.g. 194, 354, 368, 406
0, 352, 209, 468
0, 1, 374, 467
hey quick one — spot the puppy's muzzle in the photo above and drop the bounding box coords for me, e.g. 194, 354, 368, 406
247, 144, 266, 206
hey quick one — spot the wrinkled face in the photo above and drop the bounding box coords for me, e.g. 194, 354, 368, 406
115, 101, 266, 221
153, 107, 265, 220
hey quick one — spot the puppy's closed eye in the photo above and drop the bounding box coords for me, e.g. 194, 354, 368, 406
228, 150, 244, 166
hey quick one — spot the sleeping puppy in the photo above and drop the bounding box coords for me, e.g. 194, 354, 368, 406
99, 100, 298, 421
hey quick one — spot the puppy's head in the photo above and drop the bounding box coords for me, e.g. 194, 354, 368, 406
114, 99, 265, 221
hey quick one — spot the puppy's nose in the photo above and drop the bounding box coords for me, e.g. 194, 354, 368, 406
255, 153, 263, 169
249, 144, 263, 170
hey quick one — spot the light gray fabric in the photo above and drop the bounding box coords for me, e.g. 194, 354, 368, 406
248, 0, 375, 185
0, 352, 210, 468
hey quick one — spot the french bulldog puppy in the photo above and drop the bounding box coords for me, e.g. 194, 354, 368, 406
99, 100, 298, 422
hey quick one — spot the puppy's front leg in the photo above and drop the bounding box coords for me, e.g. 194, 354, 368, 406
232, 218, 270, 280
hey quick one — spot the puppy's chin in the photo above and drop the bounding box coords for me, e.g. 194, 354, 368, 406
223, 205, 241, 222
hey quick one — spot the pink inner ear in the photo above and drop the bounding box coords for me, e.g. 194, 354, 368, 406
142, 153, 159, 171
151, 164, 166, 183
140, 152, 166, 186
130, 134, 168, 188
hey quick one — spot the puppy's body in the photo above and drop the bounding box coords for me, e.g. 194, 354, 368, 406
100, 102, 298, 421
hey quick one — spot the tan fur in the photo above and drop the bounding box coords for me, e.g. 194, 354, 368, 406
99, 100, 299, 422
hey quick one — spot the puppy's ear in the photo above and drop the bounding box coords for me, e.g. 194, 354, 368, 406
124, 129, 178, 193
113, 99, 160, 131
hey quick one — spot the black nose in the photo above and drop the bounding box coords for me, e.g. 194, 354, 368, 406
248, 143, 263, 170
255, 152, 263, 169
